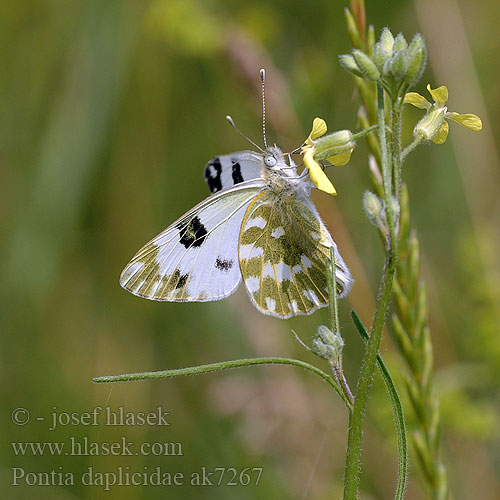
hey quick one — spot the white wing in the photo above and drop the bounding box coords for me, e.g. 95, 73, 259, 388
120, 180, 264, 301
204, 151, 263, 193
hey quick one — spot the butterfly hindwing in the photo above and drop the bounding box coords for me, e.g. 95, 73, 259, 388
238, 189, 352, 318
120, 180, 264, 301
204, 151, 263, 193
313, 204, 353, 296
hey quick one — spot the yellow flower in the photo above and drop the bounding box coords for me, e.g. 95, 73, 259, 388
306, 117, 328, 143
301, 118, 354, 195
404, 84, 482, 144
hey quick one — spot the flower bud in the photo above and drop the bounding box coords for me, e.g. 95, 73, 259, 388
379, 27, 395, 55
408, 32, 426, 55
393, 33, 408, 52
405, 34, 427, 85
372, 42, 388, 72
312, 338, 333, 359
390, 50, 409, 81
367, 24, 376, 51
313, 326, 344, 363
339, 54, 364, 78
317, 325, 336, 345
363, 190, 385, 229
382, 58, 392, 78
352, 49, 381, 81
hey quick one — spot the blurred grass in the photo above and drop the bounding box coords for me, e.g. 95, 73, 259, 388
1, 0, 499, 499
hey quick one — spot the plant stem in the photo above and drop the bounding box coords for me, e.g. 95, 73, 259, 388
377, 85, 394, 202
343, 84, 398, 500
327, 247, 341, 336
332, 362, 355, 406
327, 247, 355, 406
401, 135, 424, 162
352, 124, 379, 140
351, 309, 408, 500
94, 356, 353, 410
391, 97, 404, 200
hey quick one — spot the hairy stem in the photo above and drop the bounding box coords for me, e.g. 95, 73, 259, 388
352, 309, 408, 500
401, 135, 424, 162
327, 247, 354, 406
343, 85, 398, 500
94, 356, 353, 410
332, 362, 355, 406
327, 247, 341, 336
391, 97, 404, 200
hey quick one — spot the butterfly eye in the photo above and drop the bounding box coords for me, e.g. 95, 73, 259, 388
264, 155, 277, 167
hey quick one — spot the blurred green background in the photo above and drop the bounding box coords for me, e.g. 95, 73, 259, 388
2, 0, 499, 499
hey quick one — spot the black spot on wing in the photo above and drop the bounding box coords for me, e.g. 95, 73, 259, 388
204, 157, 223, 193
215, 257, 234, 272
176, 272, 189, 289
231, 160, 244, 185
176, 216, 207, 248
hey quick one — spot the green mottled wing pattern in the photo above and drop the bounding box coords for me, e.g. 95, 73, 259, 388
238, 190, 352, 318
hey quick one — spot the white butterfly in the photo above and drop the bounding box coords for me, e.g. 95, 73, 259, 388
120, 145, 353, 318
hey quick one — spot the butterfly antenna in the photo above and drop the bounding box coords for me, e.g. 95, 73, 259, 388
260, 68, 268, 149
226, 115, 264, 153
290, 143, 305, 155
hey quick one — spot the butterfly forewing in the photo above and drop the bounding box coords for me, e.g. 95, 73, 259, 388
120, 181, 264, 301
204, 151, 263, 193
238, 190, 352, 318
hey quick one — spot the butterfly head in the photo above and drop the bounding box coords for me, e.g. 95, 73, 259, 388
263, 146, 280, 169
261, 145, 308, 193
262, 145, 295, 175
